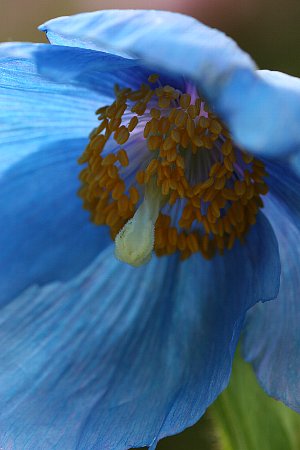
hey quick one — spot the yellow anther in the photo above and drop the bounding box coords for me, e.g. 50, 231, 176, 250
145, 159, 159, 179
136, 171, 145, 185
143, 121, 152, 139
222, 140, 233, 156
234, 180, 246, 196
148, 74, 159, 83
132, 101, 147, 116
79, 76, 268, 264
108, 165, 118, 179
214, 177, 226, 190
180, 131, 190, 149
96, 117, 109, 131
115, 103, 127, 119
109, 118, 122, 132
117, 195, 129, 214
128, 116, 139, 132
161, 179, 170, 196
210, 119, 223, 135
106, 207, 120, 227
166, 148, 177, 163
159, 117, 171, 135
242, 152, 253, 164
150, 108, 161, 119
163, 85, 178, 98
162, 136, 175, 151
224, 157, 234, 172
170, 129, 181, 144
186, 233, 199, 253
158, 96, 171, 108
176, 155, 185, 169
168, 108, 178, 123
129, 186, 139, 204
148, 135, 162, 151
199, 116, 209, 128
187, 105, 197, 119
175, 110, 188, 128
168, 227, 178, 246
192, 134, 203, 147
112, 181, 125, 200
102, 154, 117, 166
222, 188, 238, 201
202, 135, 213, 149
186, 116, 195, 138
117, 149, 129, 167
114, 126, 130, 145
180, 93, 191, 109
150, 118, 160, 134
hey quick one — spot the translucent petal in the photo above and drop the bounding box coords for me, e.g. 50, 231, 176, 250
0, 138, 110, 305
0, 213, 280, 449
216, 70, 300, 157
0, 43, 101, 177
243, 160, 300, 412
40, 11, 300, 157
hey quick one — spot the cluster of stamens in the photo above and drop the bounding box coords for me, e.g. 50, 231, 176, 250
78, 74, 268, 264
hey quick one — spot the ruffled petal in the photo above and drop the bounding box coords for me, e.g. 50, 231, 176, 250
217, 70, 300, 158
0, 43, 102, 177
0, 213, 279, 449
243, 161, 300, 412
40, 10, 300, 157
0, 138, 111, 305
39, 10, 255, 78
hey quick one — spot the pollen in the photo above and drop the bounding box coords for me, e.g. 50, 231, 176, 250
78, 74, 269, 265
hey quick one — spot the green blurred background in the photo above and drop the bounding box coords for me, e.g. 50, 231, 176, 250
2, 1, 300, 449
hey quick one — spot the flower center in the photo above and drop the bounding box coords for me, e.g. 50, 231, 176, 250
78, 74, 268, 266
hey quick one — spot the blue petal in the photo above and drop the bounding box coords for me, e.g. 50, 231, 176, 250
29, 42, 185, 96
0, 213, 279, 449
243, 161, 300, 412
39, 10, 255, 79
216, 70, 300, 158
0, 138, 111, 305
0, 43, 102, 177
39, 10, 300, 157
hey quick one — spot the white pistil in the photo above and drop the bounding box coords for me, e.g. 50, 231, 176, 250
115, 180, 164, 267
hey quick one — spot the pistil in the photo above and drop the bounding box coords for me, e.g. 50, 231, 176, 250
115, 179, 165, 266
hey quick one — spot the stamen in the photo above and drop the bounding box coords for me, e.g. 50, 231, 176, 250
78, 74, 269, 264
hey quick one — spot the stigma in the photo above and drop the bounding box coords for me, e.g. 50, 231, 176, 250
78, 74, 269, 265
115, 180, 164, 266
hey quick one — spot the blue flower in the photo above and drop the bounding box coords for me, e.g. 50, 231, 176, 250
0, 9, 299, 449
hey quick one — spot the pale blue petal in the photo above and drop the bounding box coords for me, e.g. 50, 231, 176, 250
216, 70, 300, 158
39, 10, 255, 81
243, 161, 300, 412
0, 43, 102, 177
0, 138, 110, 305
40, 10, 300, 157
0, 213, 279, 449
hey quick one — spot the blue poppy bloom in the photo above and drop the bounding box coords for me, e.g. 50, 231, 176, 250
0, 9, 300, 449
